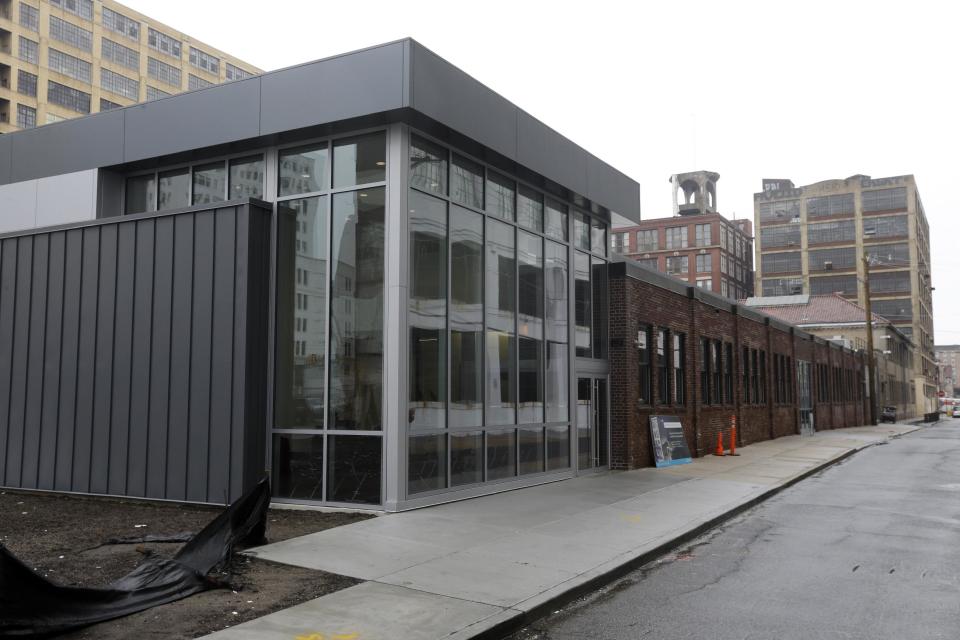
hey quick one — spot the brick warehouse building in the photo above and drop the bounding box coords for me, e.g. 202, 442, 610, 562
608, 259, 867, 468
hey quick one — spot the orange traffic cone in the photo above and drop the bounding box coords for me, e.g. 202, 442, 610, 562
729, 425, 740, 456
714, 432, 725, 456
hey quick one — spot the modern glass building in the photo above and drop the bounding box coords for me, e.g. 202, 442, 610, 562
0, 39, 641, 510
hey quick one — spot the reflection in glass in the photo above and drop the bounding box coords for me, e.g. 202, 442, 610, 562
330, 188, 385, 430
517, 185, 543, 231
451, 154, 483, 210
192, 161, 226, 205
327, 435, 381, 504
486, 429, 516, 481
333, 132, 386, 188
518, 231, 543, 423
592, 257, 607, 359
408, 434, 446, 494
450, 206, 484, 427
545, 342, 568, 422
230, 155, 264, 199
546, 425, 570, 470
409, 190, 447, 429
518, 338, 542, 424
450, 431, 483, 486
545, 241, 568, 343
279, 143, 327, 196
575, 252, 591, 357
275, 196, 327, 428
158, 168, 189, 211
273, 434, 324, 500
518, 427, 544, 475
125, 174, 156, 214
486, 171, 515, 221
486, 219, 515, 333
591, 217, 607, 256
574, 212, 590, 251
486, 331, 515, 425
410, 135, 447, 195
577, 378, 592, 470
545, 199, 568, 241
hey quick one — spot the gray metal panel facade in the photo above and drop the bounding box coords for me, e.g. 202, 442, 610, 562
9, 110, 125, 183
516, 111, 589, 198
123, 78, 262, 162
259, 41, 406, 135
0, 201, 271, 503
0, 136, 11, 184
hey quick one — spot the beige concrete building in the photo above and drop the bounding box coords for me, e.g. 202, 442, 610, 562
753, 174, 935, 416
935, 345, 960, 396
0, 0, 260, 132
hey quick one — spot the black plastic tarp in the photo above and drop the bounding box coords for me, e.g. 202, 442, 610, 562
0, 478, 270, 638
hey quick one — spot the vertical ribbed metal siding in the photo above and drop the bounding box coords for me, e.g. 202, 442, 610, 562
0, 201, 271, 503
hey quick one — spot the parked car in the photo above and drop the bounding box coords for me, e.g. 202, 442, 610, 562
880, 406, 897, 423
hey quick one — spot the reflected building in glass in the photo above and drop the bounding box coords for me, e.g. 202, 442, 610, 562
0, 39, 641, 511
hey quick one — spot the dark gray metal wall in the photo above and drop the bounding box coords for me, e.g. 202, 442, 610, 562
0, 200, 271, 503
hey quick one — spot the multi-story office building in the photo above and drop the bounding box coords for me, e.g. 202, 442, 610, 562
612, 170, 754, 300
753, 174, 936, 415
0, 0, 259, 133
935, 345, 960, 396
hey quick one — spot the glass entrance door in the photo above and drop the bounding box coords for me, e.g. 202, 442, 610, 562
577, 377, 608, 470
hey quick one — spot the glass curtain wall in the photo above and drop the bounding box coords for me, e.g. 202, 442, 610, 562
406, 133, 602, 498
273, 131, 386, 506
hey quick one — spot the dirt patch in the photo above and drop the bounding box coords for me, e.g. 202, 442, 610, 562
0, 489, 373, 639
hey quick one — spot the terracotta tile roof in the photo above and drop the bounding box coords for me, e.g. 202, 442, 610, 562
743, 293, 887, 326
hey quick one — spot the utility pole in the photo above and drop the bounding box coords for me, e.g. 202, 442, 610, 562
863, 249, 878, 425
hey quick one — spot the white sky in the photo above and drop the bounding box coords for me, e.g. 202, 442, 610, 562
124, 0, 960, 343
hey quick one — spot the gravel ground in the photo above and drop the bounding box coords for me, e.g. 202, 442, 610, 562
0, 489, 373, 639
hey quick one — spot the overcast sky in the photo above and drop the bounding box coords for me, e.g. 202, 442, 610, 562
124, 0, 959, 343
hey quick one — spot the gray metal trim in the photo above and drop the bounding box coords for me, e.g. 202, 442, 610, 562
0, 39, 640, 223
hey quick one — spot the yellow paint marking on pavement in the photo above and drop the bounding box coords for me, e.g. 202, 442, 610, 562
623, 514, 643, 523
294, 633, 359, 640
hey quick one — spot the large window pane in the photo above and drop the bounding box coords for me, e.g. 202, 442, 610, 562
591, 218, 607, 257
575, 252, 591, 357
279, 143, 328, 196
330, 188, 385, 430
125, 174, 156, 214
450, 431, 483, 486
408, 434, 446, 495
545, 241, 568, 344
410, 135, 447, 195
158, 168, 189, 210
486, 171, 515, 221
450, 332, 483, 428
545, 199, 568, 241
230, 155, 264, 199
518, 427, 544, 475
409, 190, 447, 430
574, 212, 590, 251
272, 434, 324, 500
592, 257, 607, 359
327, 435, 381, 504
450, 206, 484, 427
333, 132, 386, 188
192, 161, 226, 205
577, 378, 591, 469
275, 196, 327, 429
518, 337, 543, 424
451, 154, 483, 210
518, 185, 543, 232
546, 425, 570, 470
486, 219, 515, 333
486, 430, 516, 481
518, 232, 544, 339
486, 331, 515, 425
761, 251, 801, 274
545, 342, 569, 422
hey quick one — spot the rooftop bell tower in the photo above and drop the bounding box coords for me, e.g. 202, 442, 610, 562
670, 170, 719, 216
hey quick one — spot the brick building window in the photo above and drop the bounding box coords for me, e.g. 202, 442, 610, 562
637, 325, 652, 405
724, 343, 733, 404
673, 333, 686, 405
696, 254, 712, 273
666, 256, 688, 274
695, 223, 712, 247
742, 346, 751, 403
665, 226, 688, 249
700, 338, 711, 405
758, 350, 766, 403
656, 329, 670, 404
712, 341, 722, 405
636, 229, 658, 252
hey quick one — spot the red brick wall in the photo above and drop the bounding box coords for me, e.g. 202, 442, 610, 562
608, 263, 868, 470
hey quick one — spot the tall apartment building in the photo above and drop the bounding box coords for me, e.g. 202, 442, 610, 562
611, 170, 754, 300
753, 174, 936, 414
935, 345, 960, 396
0, 0, 260, 132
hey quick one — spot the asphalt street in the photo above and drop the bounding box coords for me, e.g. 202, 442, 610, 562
509, 423, 960, 640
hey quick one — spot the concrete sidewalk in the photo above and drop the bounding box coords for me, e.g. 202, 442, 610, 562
203, 423, 921, 640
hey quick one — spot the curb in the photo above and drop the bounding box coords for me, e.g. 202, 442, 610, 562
468, 428, 918, 640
